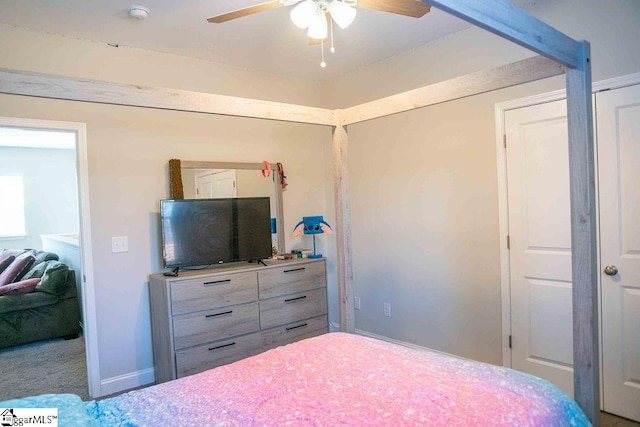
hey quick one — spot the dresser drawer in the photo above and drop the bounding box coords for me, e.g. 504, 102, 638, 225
258, 261, 326, 299
261, 315, 328, 350
175, 332, 263, 378
170, 271, 257, 315
173, 302, 260, 350
260, 287, 327, 329
150, 259, 328, 382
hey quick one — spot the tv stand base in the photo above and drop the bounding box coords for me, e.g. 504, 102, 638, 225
163, 267, 180, 277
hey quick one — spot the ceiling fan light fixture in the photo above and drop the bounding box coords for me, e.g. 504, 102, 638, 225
307, 8, 328, 40
327, 0, 356, 29
290, 0, 317, 29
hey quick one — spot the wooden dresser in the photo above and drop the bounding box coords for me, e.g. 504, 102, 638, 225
149, 258, 328, 383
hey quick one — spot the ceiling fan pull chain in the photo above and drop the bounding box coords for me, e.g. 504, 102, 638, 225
330, 17, 336, 53
320, 39, 327, 68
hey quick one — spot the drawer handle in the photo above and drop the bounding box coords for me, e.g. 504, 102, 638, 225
209, 342, 236, 351
205, 310, 233, 318
286, 323, 308, 331
283, 267, 306, 273
203, 279, 231, 286
284, 295, 307, 303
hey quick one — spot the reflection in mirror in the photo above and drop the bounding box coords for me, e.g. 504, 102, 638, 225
169, 160, 285, 254
181, 169, 274, 200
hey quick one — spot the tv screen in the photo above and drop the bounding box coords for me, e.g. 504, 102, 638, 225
160, 197, 272, 268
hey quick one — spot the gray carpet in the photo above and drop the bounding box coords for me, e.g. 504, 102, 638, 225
0, 336, 90, 402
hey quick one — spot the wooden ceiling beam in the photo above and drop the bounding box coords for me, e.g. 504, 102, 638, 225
0, 67, 338, 126
339, 55, 565, 125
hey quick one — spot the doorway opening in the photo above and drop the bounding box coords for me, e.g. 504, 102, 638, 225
0, 116, 99, 398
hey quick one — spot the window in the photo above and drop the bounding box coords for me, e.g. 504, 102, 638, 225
0, 175, 26, 238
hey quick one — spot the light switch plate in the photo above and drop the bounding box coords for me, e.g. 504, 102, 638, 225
112, 236, 128, 253
383, 302, 391, 317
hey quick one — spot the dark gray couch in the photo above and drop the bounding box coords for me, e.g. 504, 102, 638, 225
0, 250, 81, 349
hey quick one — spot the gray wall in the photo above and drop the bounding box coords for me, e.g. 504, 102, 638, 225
0, 146, 78, 250
323, 0, 640, 365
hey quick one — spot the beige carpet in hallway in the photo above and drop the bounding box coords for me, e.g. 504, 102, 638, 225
0, 336, 89, 401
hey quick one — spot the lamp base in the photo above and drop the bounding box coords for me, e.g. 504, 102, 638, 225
308, 254, 323, 259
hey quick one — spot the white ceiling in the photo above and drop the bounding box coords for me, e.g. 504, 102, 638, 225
0, 0, 539, 81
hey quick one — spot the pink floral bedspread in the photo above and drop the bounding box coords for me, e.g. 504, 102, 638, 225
87, 332, 589, 426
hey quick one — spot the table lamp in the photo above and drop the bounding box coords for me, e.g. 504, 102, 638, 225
292, 216, 332, 258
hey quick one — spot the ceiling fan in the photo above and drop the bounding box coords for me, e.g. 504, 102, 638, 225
207, 0, 431, 67
207, 1, 431, 26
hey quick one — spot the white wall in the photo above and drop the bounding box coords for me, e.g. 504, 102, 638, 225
0, 146, 78, 250
323, 0, 640, 365
0, 24, 332, 393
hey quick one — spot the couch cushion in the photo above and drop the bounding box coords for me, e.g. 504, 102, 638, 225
32, 250, 59, 263
34, 262, 71, 297
0, 291, 59, 314
14, 252, 37, 281
0, 253, 36, 286
0, 255, 15, 275
0, 278, 41, 296
0, 249, 28, 260
21, 260, 54, 280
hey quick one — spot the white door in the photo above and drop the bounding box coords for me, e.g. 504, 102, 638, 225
505, 100, 575, 397
597, 84, 640, 422
195, 169, 237, 198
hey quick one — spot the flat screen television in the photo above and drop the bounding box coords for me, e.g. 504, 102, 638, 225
160, 197, 272, 269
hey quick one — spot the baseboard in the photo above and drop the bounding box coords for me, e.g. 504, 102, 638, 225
354, 329, 471, 362
99, 367, 155, 397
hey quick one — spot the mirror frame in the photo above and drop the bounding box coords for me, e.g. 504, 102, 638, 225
169, 159, 285, 253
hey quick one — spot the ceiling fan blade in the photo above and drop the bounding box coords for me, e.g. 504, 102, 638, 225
207, 1, 283, 23
355, 0, 431, 18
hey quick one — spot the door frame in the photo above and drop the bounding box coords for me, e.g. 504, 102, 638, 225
494, 71, 640, 403
0, 116, 100, 398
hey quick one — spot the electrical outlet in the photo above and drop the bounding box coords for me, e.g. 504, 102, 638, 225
354, 297, 361, 310
112, 236, 128, 253
383, 302, 391, 317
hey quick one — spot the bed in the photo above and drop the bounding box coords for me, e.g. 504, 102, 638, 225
0, 333, 589, 426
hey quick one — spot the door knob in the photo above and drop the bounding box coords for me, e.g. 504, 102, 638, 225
604, 265, 618, 276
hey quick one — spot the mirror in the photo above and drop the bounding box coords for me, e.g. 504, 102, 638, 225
169, 160, 285, 253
